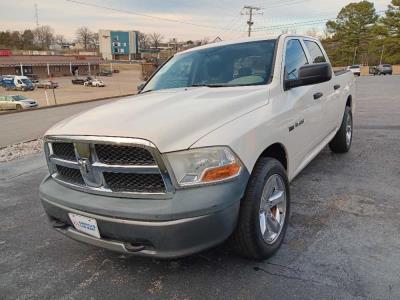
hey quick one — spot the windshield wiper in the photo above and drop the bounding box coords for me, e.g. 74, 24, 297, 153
140, 89, 153, 94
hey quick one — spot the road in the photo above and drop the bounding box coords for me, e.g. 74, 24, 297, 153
1, 76, 400, 299
0, 98, 118, 147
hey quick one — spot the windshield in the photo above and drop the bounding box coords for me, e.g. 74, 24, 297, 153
12, 95, 27, 101
21, 79, 31, 85
142, 40, 276, 92
350, 65, 360, 69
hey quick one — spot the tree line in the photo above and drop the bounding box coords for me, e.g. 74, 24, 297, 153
0, 26, 99, 51
322, 0, 400, 66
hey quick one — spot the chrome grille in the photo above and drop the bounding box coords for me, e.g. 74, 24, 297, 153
45, 136, 174, 198
95, 144, 155, 165
52, 142, 76, 161
104, 172, 165, 193
56, 165, 84, 185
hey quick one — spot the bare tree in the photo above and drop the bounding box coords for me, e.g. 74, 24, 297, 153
76, 27, 96, 50
55, 34, 67, 47
305, 28, 318, 38
34, 25, 54, 50
200, 37, 209, 45
89, 32, 99, 49
138, 32, 150, 49
149, 32, 163, 49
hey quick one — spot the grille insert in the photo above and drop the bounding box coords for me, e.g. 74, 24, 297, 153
52, 142, 76, 161
95, 144, 155, 165
56, 165, 84, 185
103, 172, 165, 193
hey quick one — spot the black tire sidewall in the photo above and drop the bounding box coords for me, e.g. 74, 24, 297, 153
248, 159, 291, 258
345, 107, 353, 150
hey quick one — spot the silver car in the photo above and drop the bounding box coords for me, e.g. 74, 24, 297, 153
377, 64, 393, 75
0, 95, 39, 111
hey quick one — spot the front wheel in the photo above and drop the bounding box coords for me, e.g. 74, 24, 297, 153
16, 104, 23, 111
329, 106, 353, 153
231, 158, 290, 260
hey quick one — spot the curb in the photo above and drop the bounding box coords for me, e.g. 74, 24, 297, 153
0, 93, 137, 116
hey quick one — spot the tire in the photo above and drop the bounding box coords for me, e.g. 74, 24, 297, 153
329, 106, 353, 153
231, 158, 290, 260
16, 104, 23, 111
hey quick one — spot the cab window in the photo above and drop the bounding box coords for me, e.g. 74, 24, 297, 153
304, 40, 327, 63
284, 39, 308, 80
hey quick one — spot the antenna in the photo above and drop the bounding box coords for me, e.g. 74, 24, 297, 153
35, 3, 39, 27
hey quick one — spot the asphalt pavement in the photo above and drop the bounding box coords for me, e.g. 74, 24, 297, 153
0, 76, 400, 299
0, 98, 117, 147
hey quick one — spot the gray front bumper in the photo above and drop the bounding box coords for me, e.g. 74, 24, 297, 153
39, 172, 249, 258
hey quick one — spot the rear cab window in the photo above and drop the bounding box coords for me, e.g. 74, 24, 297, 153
303, 40, 327, 63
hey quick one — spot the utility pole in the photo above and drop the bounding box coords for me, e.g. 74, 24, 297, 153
352, 47, 358, 66
242, 5, 262, 37
380, 44, 385, 65
34, 3, 39, 28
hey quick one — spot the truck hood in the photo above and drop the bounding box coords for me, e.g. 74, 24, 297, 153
46, 86, 269, 152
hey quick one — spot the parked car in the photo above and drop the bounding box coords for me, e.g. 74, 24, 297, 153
40, 34, 355, 260
369, 66, 379, 75
36, 80, 59, 89
347, 65, 361, 76
0, 95, 38, 111
26, 74, 39, 84
97, 69, 112, 77
71, 76, 93, 85
377, 64, 393, 75
0, 75, 35, 91
84, 78, 105, 87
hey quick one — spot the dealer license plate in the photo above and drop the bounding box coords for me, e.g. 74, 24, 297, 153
68, 213, 101, 238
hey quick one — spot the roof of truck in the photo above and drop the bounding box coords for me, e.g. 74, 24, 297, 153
179, 34, 319, 55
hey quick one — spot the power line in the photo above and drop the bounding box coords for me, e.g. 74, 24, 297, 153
65, 0, 243, 32
252, 9, 387, 32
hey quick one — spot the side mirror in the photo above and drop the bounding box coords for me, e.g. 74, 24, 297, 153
137, 82, 145, 93
284, 63, 332, 90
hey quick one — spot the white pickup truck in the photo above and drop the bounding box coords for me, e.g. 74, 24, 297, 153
40, 34, 355, 260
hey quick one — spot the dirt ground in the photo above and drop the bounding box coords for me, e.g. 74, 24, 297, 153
0, 68, 142, 108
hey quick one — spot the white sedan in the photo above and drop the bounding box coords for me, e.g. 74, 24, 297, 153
84, 79, 105, 87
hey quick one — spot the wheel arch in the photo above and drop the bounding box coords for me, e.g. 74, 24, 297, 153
346, 95, 355, 113
257, 143, 288, 172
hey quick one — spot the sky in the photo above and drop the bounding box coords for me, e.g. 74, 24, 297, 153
0, 0, 393, 42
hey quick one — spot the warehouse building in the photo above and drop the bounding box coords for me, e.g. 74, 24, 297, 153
99, 30, 139, 60
0, 55, 103, 78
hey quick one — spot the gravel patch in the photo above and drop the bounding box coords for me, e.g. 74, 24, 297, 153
0, 139, 43, 162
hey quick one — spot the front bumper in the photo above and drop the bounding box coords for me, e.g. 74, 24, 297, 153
39, 172, 249, 258
42, 197, 239, 258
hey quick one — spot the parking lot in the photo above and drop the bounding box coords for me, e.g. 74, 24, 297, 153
0, 66, 141, 109
0, 76, 399, 299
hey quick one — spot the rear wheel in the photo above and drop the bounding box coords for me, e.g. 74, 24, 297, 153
232, 158, 290, 260
329, 106, 352, 153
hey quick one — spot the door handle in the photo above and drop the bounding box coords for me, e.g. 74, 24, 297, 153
334, 84, 341, 90
313, 92, 323, 100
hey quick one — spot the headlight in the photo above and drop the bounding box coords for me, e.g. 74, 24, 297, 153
165, 147, 242, 187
